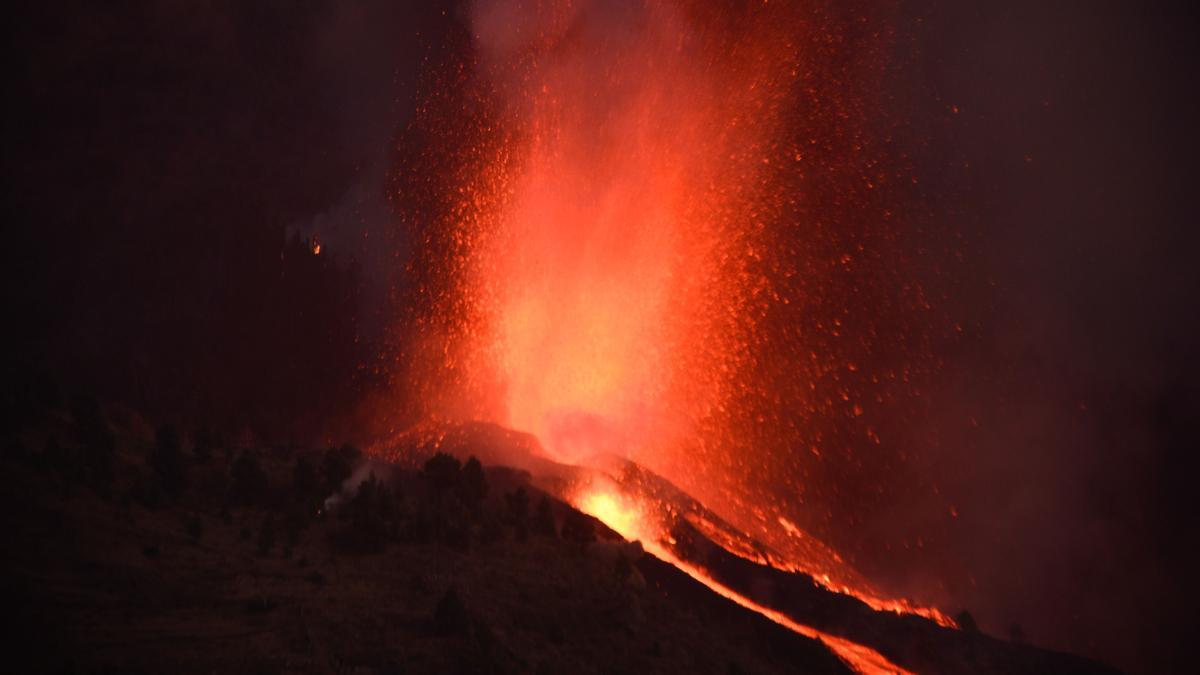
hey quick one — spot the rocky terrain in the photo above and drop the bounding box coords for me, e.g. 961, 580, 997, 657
1, 393, 1122, 674
2, 397, 850, 674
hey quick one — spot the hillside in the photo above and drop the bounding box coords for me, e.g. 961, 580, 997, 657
1, 396, 1121, 674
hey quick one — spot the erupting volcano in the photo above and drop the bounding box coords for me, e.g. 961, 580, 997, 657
8, 0, 1191, 672
386, 1, 964, 671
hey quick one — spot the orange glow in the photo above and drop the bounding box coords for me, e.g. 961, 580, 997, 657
396, 0, 954, 645
572, 483, 912, 675
411, 1, 787, 468
648, 544, 915, 675
577, 489, 646, 542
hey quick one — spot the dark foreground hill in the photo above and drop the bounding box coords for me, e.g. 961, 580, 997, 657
0, 398, 1122, 674
1, 401, 850, 674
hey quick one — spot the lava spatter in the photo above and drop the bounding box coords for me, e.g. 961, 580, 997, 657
388, 0, 958, 666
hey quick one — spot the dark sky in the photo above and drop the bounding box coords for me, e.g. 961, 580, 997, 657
885, 3, 1199, 671
3, 2, 1197, 672
4, 2, 448, 437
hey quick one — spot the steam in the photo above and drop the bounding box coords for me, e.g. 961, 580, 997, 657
323, 459, 381, 512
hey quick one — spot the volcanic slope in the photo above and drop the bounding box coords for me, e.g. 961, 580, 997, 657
379, 421, 1124, 675
2, 403, 1122, 674
3, 402, 849, 674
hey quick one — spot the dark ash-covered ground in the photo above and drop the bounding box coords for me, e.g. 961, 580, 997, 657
2, 394, 850, 674
1, 391, 1122, 674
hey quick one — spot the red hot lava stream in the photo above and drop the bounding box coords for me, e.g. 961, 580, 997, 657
392, 1, 953, 671
574, 485, 914, 675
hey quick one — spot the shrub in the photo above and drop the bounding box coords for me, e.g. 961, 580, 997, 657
505, 487, 530, 522
284, 506, 307, 550
193, 425, 221, 463
561, 509, 596, 545
414, 490, 470, 550
292, 454, 323, 509
231, 451, 269, 505
615, 552, 633, 581
956, 609, 979, 633
478, 510, 505, 544
337, 471, 398, 554
322, 444, 359, 495
458, 456, 488, 511
423, 452, 461, 497
507, 487, 530, 542
532, 496, 556, 538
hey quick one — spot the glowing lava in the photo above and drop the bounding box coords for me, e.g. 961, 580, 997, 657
392, 0, 957, 664
572, 483, 913, 675
398, 0, 792, 467
653, 548, 916, 675
577, 488, 644, 541
652, 545, 916, 675
468, 0, 783, 474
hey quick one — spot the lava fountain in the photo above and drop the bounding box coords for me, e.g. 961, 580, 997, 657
403, 0, 797, 496
391, 0, 954, 670
450, 0, 788, 468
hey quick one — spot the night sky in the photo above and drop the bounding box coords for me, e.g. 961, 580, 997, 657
4, 2, 1197, 672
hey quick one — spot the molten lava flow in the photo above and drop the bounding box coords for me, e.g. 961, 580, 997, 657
577, 489, 643, 542
395, 0, 959, 652
652, 548, 916, 675
572, 483, 913, 675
